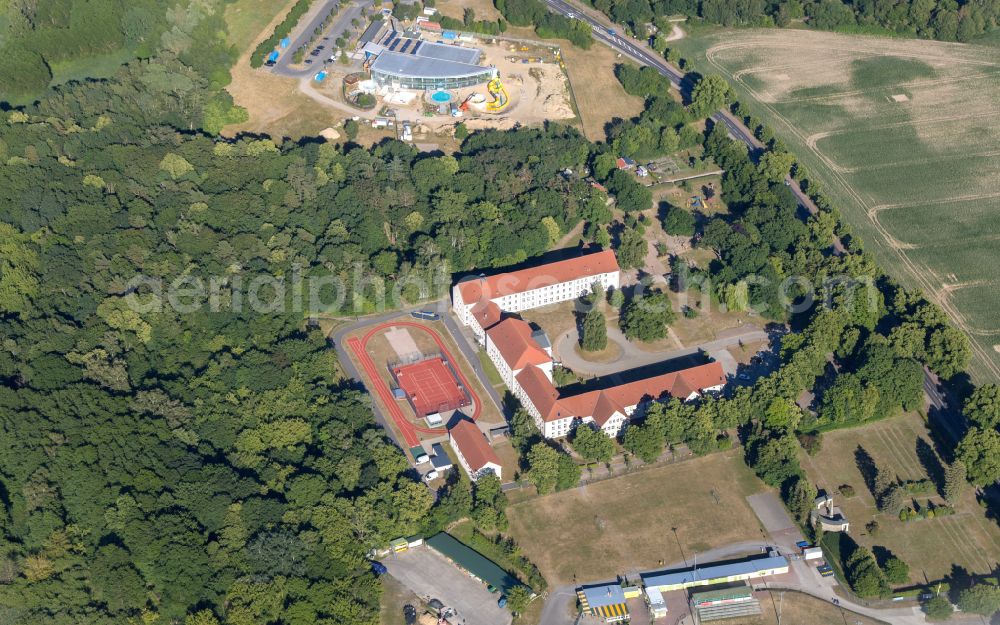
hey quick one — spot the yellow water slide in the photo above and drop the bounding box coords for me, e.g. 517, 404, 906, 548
486, 76, 509, 113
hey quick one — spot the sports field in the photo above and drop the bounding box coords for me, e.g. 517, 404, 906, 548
506, 450, 767, 584
675, 29, 1000, 381
798, 413, 1000, 583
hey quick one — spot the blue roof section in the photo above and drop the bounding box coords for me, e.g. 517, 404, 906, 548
581, 583, 626, 609
641, 555, 787, 588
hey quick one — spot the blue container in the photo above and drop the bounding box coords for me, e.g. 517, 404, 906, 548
280, 37, 291, 48
267, 50, 279, 62
314, 71, 327, 82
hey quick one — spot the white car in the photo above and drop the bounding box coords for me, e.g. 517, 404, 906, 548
423, 470, 439, 482
415, 454, 430, 465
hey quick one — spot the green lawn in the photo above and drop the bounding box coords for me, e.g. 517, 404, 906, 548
477, 349, 504, 387
49, 47, 137, 87
798, 413, 1000, 584
674, 28, 1000, 382
225, 0, 292, 50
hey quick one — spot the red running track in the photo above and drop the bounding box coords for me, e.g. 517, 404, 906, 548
347, 321, 483, 448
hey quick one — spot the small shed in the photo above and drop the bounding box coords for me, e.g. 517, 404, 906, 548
390, 537, 409, 553
803, 547, 823, 560
646, 587, 667, 619
430, 443, 453, 470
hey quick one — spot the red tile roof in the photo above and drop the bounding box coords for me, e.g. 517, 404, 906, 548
457, 250, 619, 306
486, 318, 552, 371
516, 365, 562, 421
449, 419, 501, 473
470, 300, 502, 332
516, 361, 726, 426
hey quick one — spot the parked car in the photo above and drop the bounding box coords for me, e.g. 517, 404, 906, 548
497, 596, 507, 608
402, 604, 417, 625
423, 470, 439, 482
487, 584, 497, 593
371, 561, 387, 575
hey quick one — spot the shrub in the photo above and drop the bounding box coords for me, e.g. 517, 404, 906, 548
924, 596, 953, 621
661, 204, 696, 236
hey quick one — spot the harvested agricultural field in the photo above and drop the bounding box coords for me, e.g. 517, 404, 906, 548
675, 29, 1000, 381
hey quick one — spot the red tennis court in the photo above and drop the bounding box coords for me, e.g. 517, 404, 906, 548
391, 356, 471, 416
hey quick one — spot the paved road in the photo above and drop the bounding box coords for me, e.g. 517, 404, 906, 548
544, 0, 961, 446
555, 325, 767, 376
441, 306, 511, 421
272, 0, 368, 77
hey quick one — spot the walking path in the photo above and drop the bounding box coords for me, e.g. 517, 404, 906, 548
554, 325, 767, 376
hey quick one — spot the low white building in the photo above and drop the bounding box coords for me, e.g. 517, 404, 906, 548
449, 419, 503, 482
484, 317, 553, 387
450, 250, 726, 440
453, 250, 621, 339
515, 361, 726, 439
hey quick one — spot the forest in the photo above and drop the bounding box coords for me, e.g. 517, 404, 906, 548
584, 0, 1000, 42
0, 0, 246, 104
0, 3, 605, 618
0, 0, 994, 621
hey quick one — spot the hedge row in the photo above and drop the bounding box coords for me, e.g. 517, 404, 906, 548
251, 0, 317, 68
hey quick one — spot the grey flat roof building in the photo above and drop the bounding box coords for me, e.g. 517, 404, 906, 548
372, 52, 487, 79
367, 35, 494, 89
642, 555, 788, 591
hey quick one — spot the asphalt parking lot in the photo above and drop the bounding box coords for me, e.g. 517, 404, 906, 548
384, 547, 512, 625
